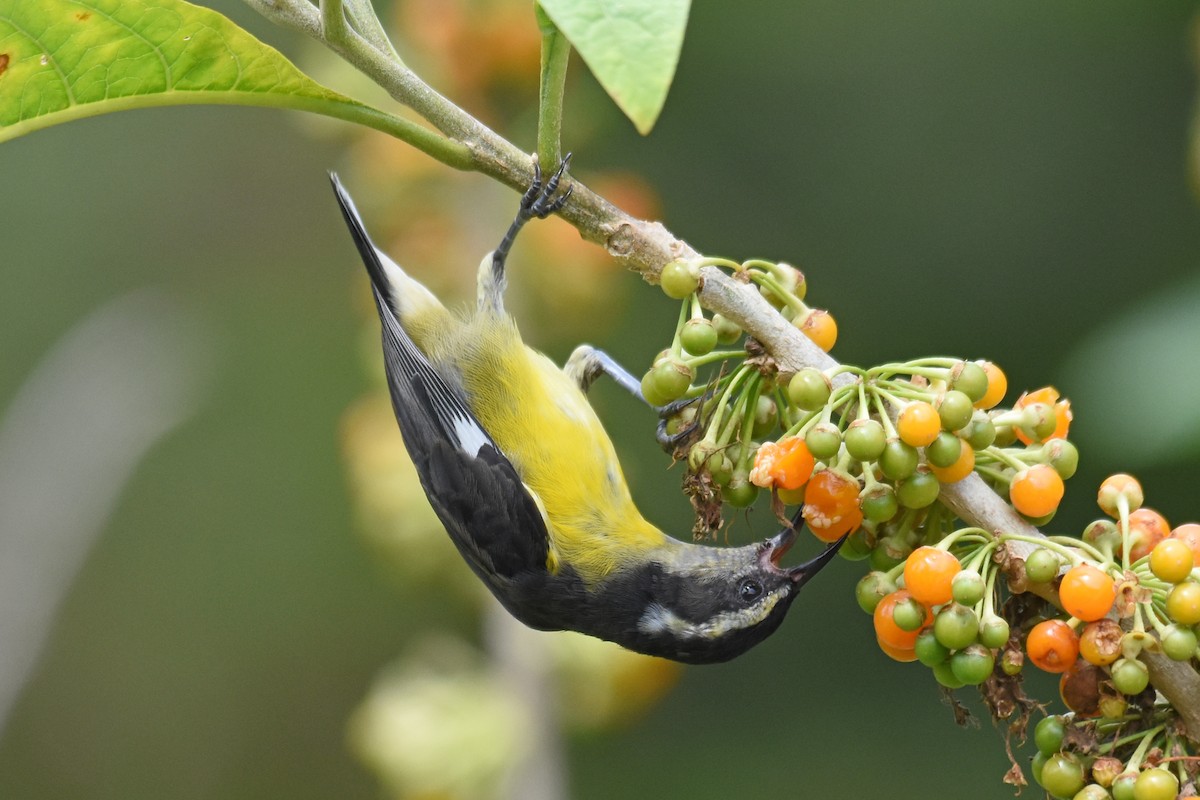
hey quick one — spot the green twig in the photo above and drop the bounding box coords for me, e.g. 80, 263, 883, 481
536, 8, 571, 168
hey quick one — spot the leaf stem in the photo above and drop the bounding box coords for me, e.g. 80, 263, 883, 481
536, 8, 571, 169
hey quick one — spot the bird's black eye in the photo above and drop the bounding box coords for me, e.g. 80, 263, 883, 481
739, 579, 764, 603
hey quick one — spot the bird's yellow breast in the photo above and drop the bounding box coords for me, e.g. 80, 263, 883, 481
421, 312, 667, 583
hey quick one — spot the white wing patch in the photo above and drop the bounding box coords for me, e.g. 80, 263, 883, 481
451, 415, 492, 457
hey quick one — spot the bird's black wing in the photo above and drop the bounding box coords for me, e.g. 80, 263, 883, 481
329, 173, 551, 580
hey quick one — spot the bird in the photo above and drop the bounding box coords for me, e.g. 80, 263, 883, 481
329, 158, 845, 664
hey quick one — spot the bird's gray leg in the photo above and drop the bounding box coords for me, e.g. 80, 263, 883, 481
564, 345, 644, 398
478, 154, 573, 314
565, 345, 703, 453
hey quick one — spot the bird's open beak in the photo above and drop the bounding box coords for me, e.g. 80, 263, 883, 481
786, 533, 849, 587
759, 511, 849, 585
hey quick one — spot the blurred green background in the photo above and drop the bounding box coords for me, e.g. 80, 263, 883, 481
2, 1, 1199, 797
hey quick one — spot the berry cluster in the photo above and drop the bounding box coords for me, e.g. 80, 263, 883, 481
861, 474, 1200, 797
650, 256, 1075, 542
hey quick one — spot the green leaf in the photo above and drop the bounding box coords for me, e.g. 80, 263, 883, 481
0, 0, 410, 144
538, 0, 690, 135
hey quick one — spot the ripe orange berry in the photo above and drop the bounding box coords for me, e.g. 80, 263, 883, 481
975, 361, 1007, 410
1026, 619, 1080, 673
749, 436, 815, 491
1079, 619, 1121, 667
1009, 464, 1065, 518
1150, 538, 1194, 583
802, 469, 863, 542
798, 309, 837, 352
904, 546, 962, 606
1013, 386, 1072, 445
1058, 564, 1115, 622
876, 637, 918, 662
897, 401, 941, 447
1169, 523, 1200, 567
1128, 507, 1170, 562
928, 441, 975, 484
1097, 473, 1144, 517
873, 590, 931, 650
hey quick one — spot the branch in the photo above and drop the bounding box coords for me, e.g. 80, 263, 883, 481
248, 0, 1200, 738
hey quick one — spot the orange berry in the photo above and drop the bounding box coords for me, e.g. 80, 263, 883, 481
1014, 386, 1072, 445
1097, 473, 1144, 517
802, 469, 863, 542
1079, 619, 1121, 666
897, 401, 941, 447
1128, 507, 1170, 562
903, 546, 962, 606
1169, 523, 1200, 567
1026, 619, 1080, 673
873, 590, 931, 650
876, 637, 918, 662
975, 361, 1007, 410
798, 309, 837, 352
929, 442, 975, 484
1058, 564, 1116, 622
1150, 538, 1194, 583
749, 436, 815, 491
1009, 464, 1065, 518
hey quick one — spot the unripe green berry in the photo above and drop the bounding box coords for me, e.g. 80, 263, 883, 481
978, 614, 1011, 649
855, 571, 897, 614
711, 313, 742, 345
896, 470, 940, 509
925, 431, 963, 468
1024, 547, 1062, 584
859, 483, 899, 523
914, 628, 950, 666
879, 439, 919, 481
1046, 439, 1079, 480
933, 602, 979, 650
950, 569, 986, 606
1110, 657, 1149, 695
659, 259, 700, 299
1034, 715, 1066, 756
787, 368, 831, 411
892, 597, 928, 632
950, 643, 994, 685
680, 318, 718, 356
963, 413, 997, 450
804, 423, 842, 461
938, 390, 974, 432
844, 419, 887, 462
949, 361, 989, 404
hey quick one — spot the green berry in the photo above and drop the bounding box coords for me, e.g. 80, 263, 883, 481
1040, 753, 1086, 799
879, 439, 919, 481
751, 396, 778, 438
1073, 784, 1110, 800
914, 628, 950, 666
1024, 547, 1062, 584
855, 571, 897, 614
804, 423, 842, 461
963, 413, 997, 450
1034, 715, 1066, 756
859, 484, 899, 523
933, 603, 979, 650
712, 313, 742, 345
950, 643, 994, 685
1160, 624, 1198, 661
1133, 767, 1178, 800
1046, 439, 1079, 480
838, 528, 873, 562
787, 368, 831, 411
925, 431, 963, 468
896, 470, 940, 509
978, 615, 1011, 649
722, 475, 759, 508
660, 259, 700, 299
938, 390, 974, 431
1110, 657, 1149, 696
949, 361, 989, 404
931, 659, 966, 689
680, 318, 718, 356
892, 597, 928, 632
844, 419, 887, 462
950, 569, 986, 606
